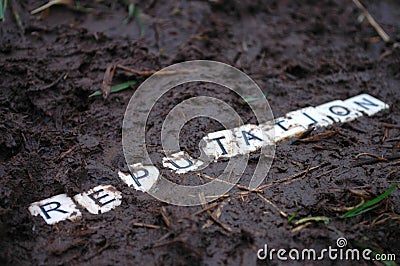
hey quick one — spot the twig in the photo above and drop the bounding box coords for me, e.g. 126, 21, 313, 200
349, 188, 371, 199
199, 173, 244, 196
205, 209, 232, 232
101, 64, 116, 99
352, 152, 400, 166
84, 239, 110, 260
372, 213, 400, 226
257, 193, 288, 218
153, 232, 173, 246
160, 207, 171, 228
57, 145, 76, 161
382, 127, 389, 142
352, 0, 390, 42
205, 194, 230, 199
97, 63, 192, 99
31, 0, 72, 15
198, 173, 237, 187
200, 195, 231, 232
116, 64, 191, 77
382, 123, 400, 129
153, 238, 183, 248
132, 222, 160, 229
297, 130, 337, 143
291, 222, 312, 233
236, 184, 262, 193
291, 127, 315, 144
386, 137, 400, 142
355, 152, 388, 161
29, 72, 67, 91
314, 168, 335, 179
192, 202, 219, 216
327, 197, 365, 212
257, 163, 327, 191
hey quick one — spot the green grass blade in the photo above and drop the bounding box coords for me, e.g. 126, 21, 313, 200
74, 1, 94, 13
0, 2, 3, 21
287, 212, 297, 224
109, 80, 137, 93
380, 259, 397, 266
344, 205, 378, 218
342, 183, 398, 218
122, 3, 144, 36
89, 91, 102, 97
134, 9, 144, 37
0, 0, 7, 21
123, 2, 135, 24
295, 216, 330, 225
89, 80, 137, 98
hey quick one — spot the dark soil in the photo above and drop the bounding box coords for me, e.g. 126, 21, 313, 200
1, 0, 400, 265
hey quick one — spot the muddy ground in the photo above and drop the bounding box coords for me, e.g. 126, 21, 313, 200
1, 0, 400, 265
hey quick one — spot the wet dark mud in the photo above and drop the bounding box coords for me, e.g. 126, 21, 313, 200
0, 0, 399, 265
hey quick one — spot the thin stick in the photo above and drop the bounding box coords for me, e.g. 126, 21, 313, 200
314, 168, 335, 179
257, 193, 288, 218
101, 64, 116, 99
39, 71, 67, 91
205, 194, 230, 199
132, 222, 160, 229
352, 0, 390, 42
200, 194, 232, 232
257, 163, 327, 191
206, 210, 232, 232
352, 153, 400, 167
198, 173, 237, 187
328, 197, 365, 212
192, 202, 219, 216
291, 222, 312, 233
355, 152, 388, 161
116, 64, 191, 77
160, 207, 171, 228
153, 238, 182, 248
57, 145, 76, 160
382, 123, 400, 129
31, 0, 71, 15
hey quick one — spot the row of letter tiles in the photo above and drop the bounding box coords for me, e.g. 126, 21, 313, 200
29, 185, 122, 224
29, 94, 388, 224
